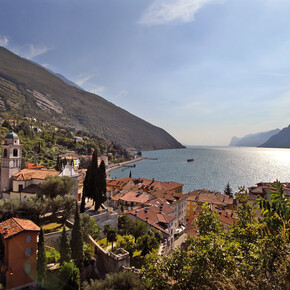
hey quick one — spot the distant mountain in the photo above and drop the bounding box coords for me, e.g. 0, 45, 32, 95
259, 125, 290, 148
229, 129, 280, 147
0, 47, 184, 150
27, 59, 82, 89
53, 72, 82, 90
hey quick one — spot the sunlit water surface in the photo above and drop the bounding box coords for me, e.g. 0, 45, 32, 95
110, 146, 290, 193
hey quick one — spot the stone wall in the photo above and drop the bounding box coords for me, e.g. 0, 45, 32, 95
44, 229, 72, 251
90, 209, 118, 238
88, 236, 130, 277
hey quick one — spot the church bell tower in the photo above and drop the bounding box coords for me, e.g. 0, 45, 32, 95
1, 132, 21, 192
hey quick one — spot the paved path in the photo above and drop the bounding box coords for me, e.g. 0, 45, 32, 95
174, 233, 187, 248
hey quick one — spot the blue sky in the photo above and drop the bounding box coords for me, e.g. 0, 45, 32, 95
1, 0, 290, 145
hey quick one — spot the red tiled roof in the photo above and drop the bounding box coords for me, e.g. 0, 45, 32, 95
187, 190, 236, 206
248, 181, 290, 199
212, 205, 236, 226
13, 168, 60, 181
26, 162, 44, 169
120, 191, 154, 204
156, 213, 168, 223
0, 218, 40, 239
107, 177, 183, 194
122, 203, 175, 235
150, 191, 187, 205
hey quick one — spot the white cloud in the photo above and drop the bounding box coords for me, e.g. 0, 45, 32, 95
138, 0, 216, 25
75, 74, 95, 86
0, 34, 52, 59
0, 35, 9, 46
89, 85, 106, 95
115, 90, 128, 99
20, 44, 52, 59
12, 44, 52, 60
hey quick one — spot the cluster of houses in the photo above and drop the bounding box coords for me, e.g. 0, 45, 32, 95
105, 177, 240, 250
0, 131, 287, 289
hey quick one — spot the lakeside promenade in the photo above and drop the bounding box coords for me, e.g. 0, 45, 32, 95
106, 157, 144, 177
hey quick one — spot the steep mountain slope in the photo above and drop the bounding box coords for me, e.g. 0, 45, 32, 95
0, 47, 184, 150
229, 129, 280, 147
259, 125, 290, 148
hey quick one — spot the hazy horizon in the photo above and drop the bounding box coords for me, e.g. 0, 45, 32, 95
1, 0, 290, 145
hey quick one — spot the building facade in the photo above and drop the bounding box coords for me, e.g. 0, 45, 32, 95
0, 132, 21, 193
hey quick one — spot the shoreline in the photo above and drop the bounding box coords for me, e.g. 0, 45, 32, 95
106, 157, 145, 177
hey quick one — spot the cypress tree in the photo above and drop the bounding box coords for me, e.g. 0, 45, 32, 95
129, 170, 132, 178
83, 150, 107, 211
83, 150, 98, 202
37, 228, 47, 285
80, 190, 86, 213
70, 202, 84, 269
55, 156, 62, 171
59, 227, 71, 265
224, 182, 233, 198
95, 160, 107, 211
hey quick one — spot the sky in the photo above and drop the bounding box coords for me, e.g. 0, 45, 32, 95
1, 0, 290, 146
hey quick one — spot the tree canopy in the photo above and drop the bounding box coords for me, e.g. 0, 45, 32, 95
142, 185, 290, 289
38, 176, 75, 199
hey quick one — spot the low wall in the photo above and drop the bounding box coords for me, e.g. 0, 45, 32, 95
44, 229, 72, 250
88, 236, 130, 276
90, 210, 118, 238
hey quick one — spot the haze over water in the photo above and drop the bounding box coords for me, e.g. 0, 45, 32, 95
110, 146, 290, 193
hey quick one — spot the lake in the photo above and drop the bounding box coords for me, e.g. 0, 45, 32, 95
109, 146, 290, 193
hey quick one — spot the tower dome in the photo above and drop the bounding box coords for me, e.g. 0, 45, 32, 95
5, 132, 19, 139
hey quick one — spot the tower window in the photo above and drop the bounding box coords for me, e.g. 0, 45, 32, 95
3, 149, 7, 157
13, 149, 18, 157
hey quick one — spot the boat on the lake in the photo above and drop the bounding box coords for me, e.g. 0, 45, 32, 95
187, 158, 194, 162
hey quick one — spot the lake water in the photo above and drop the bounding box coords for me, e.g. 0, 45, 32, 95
109, 146, 290, 193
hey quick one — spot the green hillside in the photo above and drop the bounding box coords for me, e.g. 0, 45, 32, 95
0, 47, 184, 150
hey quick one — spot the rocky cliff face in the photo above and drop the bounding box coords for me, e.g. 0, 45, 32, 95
0, 47, 184, 150
229, 129, 280, 147
259, 125, 290, 148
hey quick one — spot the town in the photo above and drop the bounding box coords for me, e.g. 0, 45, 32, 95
0, 120, 288, 289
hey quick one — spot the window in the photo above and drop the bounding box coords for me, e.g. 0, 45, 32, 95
13, 149, 18, 157
26, 235, 31, 243
3, 149, 7, 157
25, 247, 31, 257
24, 264, 31, 274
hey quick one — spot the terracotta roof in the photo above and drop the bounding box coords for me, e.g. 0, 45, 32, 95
122, 202, 175, 235
212, 205, 236, 226
26, 162, 44, 169
111, 192, 124, 201
151, 191, 187, 205
187, 190, 236, 206
107, 177, 183, 194
248, 181, 290, 199
120, 191, 154, 204
13, 168, 60, 181
145, 198, 175, 215
0, 218, 40, 239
